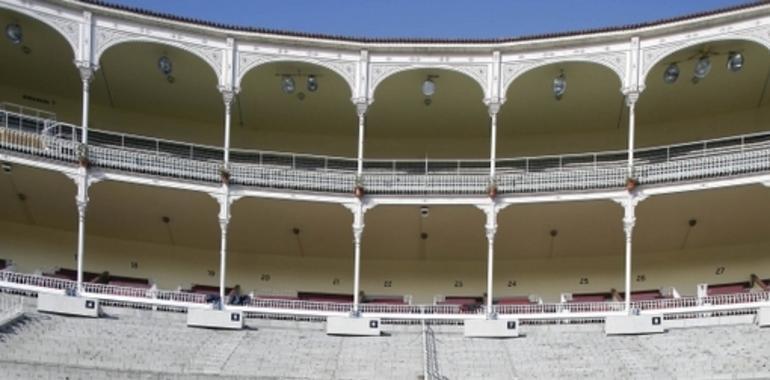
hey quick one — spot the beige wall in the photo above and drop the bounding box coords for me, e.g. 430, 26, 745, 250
3, 82, 769, 159
1, 219, 768, 304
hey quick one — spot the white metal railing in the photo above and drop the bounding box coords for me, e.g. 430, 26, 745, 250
2, 269, 770, 322
2, 108, 770, 194
0, 270, 207, 304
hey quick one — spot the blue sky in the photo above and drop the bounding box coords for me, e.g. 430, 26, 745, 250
104, 0, 754, 39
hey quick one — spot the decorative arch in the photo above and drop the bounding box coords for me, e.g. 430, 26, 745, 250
0, 5, 79, 58
502, 54, 627, 97
368, 63, 489, 102
640, 34, 770, 89
236, 53, 357, 96
93, 29, 223, 81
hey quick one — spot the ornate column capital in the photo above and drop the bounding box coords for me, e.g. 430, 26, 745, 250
613, 193, 648, 237
484, 98, 503, 117
623, 89, 641, 107
354, 100, 369, 117
218, 86, 240, 108
476, 202, 509, 241
74, 60, 99, 84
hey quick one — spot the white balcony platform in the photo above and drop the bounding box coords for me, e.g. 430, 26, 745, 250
464, 319, 520, 338
186, 308, 243, 330
326, 316, 381, 336
755, 306, 770, 327
605, 314, 665, 335
37, 293, 100, 318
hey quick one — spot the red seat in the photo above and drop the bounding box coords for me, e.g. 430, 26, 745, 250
570, 293, 611, 303
495, 297, 532, 305
297, 292, 353, 303
707, 282, 749, 296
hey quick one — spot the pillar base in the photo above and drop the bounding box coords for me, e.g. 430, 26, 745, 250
605, 314, 664, 335
326, 316, 381, 336
464, 319, 520, 338
37, 293, 99, 318
187, 308, 243, 330
755, 306, 770, 327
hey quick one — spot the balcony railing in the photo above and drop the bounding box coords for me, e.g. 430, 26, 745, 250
1, 108, 770, 195
2, 270, 769, 321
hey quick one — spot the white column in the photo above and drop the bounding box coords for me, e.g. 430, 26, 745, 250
355, 102, 368, 177
484, 204, 498, 318
488, 103, 501, 179
217, 188, 231, 305
351, 203, 365, 314
75, 173, 89, 294
77, 65, 95, 145
221, 89, 236, 166
621, 195, 638, 313
625, 92, 639, 177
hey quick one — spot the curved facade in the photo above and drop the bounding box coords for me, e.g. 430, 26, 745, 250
1, 0, 770, 321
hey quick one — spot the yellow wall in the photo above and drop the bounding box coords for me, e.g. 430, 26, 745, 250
1, 220, 767, 304
2, 83, 769, 159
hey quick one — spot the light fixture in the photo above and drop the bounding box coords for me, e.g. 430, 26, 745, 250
306, 75, 318, 92
553, 70, 566, 100
1, 162, 11, 173
726, 51, 744, 72
663, 63, 680, 84
5, 23, 22, 45
281, 76, 296, 94
157, 56, 173, 76
420, 206, 430, 218
421, 77, 436, 97
691, 55, 711, 83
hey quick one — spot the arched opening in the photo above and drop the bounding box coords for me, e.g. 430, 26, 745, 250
229, 198, 352, 296
363, 205, 485, 304
91, 42, 222, 145
88, 181, 220, 289
367, 68, 487, 159
0, 9, 79, 123
499, 62, 624, 157
638, 39, 770, 146
235, 61, 355, 156
497, 200, 623, 302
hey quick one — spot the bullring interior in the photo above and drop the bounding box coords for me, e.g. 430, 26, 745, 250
1, 3, 769, 307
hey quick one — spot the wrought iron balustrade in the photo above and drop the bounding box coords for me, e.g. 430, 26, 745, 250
2, 108, 770, 195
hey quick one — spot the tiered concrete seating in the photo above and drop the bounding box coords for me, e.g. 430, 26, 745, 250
3, 299, 770, 379
0, 306, 422, 379
431, 322, 770, 379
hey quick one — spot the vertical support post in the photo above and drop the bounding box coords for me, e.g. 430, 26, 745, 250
221, 90, 236, 166
615, 193, 645, 313
488, 103, 500, 179
355, 102, 368, 177
351, 202, 365, 315
77, 66, 95, 145
484, 203, 498, 318
75, 11, 95, 146
75, 172, 89, 295
216, 186, 232, 305
625, 92, 639, 177
622, 198, 635, 313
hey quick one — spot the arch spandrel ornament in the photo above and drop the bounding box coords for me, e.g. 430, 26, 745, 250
92, 26, 224, 80
368, 63, 491, 100
0, 3, 80, 57
639, 25, 770, 88
235, 51, 357, 95
501, 50, 628, 96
